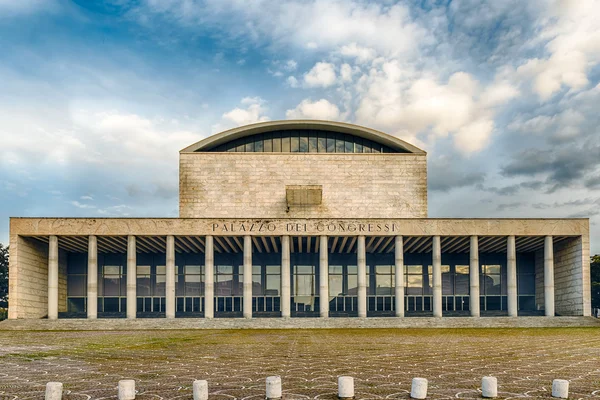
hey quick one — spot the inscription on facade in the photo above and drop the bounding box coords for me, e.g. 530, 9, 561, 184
210, 222, 399, 234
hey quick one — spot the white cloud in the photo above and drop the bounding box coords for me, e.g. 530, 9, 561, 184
454, 118, 494, 154
284, 60, 297, 71
286, 99, 340, 120
340, 64, 353, 82
0, 0, 55, 15
339, 43, 376, 62
516, 0, 600, 99
71, 200, 96, 209
304, 62, 336, 88
220, 97, 270, 127
138, 1, 427, 58
287, 76, 299, 88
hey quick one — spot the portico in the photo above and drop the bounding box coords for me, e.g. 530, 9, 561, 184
9, 217, 591, 320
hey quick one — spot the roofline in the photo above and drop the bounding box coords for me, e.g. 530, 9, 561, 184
180, 120, 426, 154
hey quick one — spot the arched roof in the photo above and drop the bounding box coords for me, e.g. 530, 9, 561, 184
180, 120, 426, 154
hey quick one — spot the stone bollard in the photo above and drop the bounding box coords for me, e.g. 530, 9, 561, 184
338, 376, 354, 399
45, 382, 63, 400
118, 379, 136, 400
193, 380, 209, 400
552, 379, 569, 399
410, 378, 428, 399
266, 376, 282, 400
481, 376, 497, 398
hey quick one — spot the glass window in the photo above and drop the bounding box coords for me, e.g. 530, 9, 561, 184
299, 135, 309, 152
485, 265, 501, 274
355, 138, 363, 153
206, 130, 404, 153
263, 133, 273, 152
406, 275, 423, 295
137, 265, 151, 275
291, 133, 300, 152
518, 274, 535, 295
326, 133, 335, 152
455, 265, 470, 295
335, 133, 345, 153
266, 271, 280, 296
266, 265, 280, 274
308, 136, 318, 152
282, 135, 291, 152
252, 265, 262, 295
344, 134, 354, 153
329, 275, 343, 296
272, 133, 282, 152
254, 138, 264, 152
406, 265, 422, 274
317, 133, 327, 153
67, 275, 86, 296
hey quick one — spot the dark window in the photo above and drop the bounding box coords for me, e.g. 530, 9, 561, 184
299, 134, 309, 152
205, 129, 406, 153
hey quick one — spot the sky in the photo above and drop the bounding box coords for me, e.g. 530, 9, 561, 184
0, 0, 599, 254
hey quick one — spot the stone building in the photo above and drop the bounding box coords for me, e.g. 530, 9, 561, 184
8, 120, 591, 320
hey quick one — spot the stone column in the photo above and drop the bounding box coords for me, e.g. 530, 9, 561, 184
544, 236, 555, 317
395, 236, 405, 317
87, 235, 98, 319
432, 236, 442, 318
243, 235, 253, 319
281, 236, 291, 318
204, 236, 214, 318
319, 235, 329, 318
469, 236, 480, 317
357, 235, 367, 318
48, 235, 59, 320
165, 235, 176, 319
126, 235, 136, 319
507, 235, 518, 317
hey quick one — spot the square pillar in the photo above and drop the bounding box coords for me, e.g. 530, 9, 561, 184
357, 235, 367, 318
469, 236, 480, 317
281, 236, 291, 318
394, 236, 405, 317
48, 235, 59, 320
126, 235, 136, 319
87, 235, 98, 319
319, 235, 329, 318
507, 236, 518, 317
432, 236, 442, 318
165, 236, 176, 319
243, 235, 252, 319
544, 236, 555, 316
204, 236, 214, 319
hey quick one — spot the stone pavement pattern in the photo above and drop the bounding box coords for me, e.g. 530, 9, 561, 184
0, 328, 599, 399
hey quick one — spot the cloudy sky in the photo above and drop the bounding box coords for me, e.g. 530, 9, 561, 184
1, 0, 599, 254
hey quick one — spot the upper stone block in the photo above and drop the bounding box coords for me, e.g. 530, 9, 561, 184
179, 120, 428, 219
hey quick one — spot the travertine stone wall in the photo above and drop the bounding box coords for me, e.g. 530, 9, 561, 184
9, 236, 68, 319
534, 237, 589, 317
9, 236, 49, 319
179, 153, 428, 219
554, 237, 586, 316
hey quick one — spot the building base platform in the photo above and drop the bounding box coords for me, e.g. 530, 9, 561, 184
1, 316, 599, 330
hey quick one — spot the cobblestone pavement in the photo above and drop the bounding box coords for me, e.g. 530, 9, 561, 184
0, 328, 599, 399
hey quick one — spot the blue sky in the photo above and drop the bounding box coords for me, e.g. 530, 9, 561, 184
0, 0, 599, 253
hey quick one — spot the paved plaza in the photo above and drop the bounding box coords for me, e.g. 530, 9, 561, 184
0, 328, 599, 399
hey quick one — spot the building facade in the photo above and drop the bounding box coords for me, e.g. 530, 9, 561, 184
8, 120, 592, 320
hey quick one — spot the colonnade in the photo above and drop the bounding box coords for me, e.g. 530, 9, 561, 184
46, 235, 556, 319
